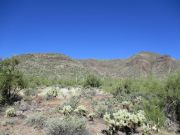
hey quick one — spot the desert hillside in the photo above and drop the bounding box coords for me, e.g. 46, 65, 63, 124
14, 51, 180, 79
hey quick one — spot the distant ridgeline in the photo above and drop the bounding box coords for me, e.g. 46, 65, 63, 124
9, 52, 180, 80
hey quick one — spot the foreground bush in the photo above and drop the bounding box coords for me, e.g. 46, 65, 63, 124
26, 113, 47, 128
0, 58, 26, 105
44, 116, 89, 135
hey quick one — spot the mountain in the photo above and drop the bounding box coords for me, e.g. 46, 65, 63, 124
14, 52, 180, 79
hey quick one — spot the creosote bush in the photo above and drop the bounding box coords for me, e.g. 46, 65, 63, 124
26, 113, 47, 128
44, 116, 89, 135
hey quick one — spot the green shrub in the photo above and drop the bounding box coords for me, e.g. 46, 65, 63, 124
25, 76, 54, 88
164, 72, 180, 123
0, 58, 26, 105
58, 79, 83, 87
109, 79, 134, 98
144, 100, 166, 127
135, 77, 164, 96
26, 76, 83, 88
44, 116, 89, 135
83, 74, 101, 88
26, 113, 47, 128
165, 72, 180, 99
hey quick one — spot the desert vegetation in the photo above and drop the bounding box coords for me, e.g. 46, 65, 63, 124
0, 55, 180, 135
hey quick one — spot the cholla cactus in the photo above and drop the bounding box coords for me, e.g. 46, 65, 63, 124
69, 88, 79, 97
103, 113, 111, 123
136, 110, 146, 124
45, 89, 58, 100
61, 105, 73, 115
74, 105, 87, 116
121, 101, 131, 105
142, 123, 152, 135
88, 112, 96, 121
121, 101, 132, 111
103, 109, 156, 135
104, 113, 116, 126
132, 96, 143, 104
47, 89, 58, 97
142, 123, 158, 135
5, 107, 16, 117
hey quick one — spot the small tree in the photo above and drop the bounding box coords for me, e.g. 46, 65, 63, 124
0, 57, 26, 105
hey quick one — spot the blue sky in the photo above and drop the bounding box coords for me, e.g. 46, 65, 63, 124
0, 0, 180, 59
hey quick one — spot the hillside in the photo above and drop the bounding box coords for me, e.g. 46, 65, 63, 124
15, 53, 90, 80
14, 52, 180, 79
80, 51, 180, 78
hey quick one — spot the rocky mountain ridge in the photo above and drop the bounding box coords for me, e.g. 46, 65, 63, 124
12, 51, 180, 79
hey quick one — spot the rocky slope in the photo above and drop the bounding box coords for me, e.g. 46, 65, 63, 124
80, 51, 180, 78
